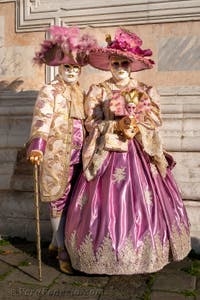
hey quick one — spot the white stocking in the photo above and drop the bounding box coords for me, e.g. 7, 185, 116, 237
50, 232, 57, 247
50, 215, 65, 249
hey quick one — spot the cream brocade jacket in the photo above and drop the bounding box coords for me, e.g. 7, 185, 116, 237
82, 77, 169, 181
28, 75, 84, 202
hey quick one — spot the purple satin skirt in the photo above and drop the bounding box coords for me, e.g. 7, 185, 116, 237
65, 139, 191, 275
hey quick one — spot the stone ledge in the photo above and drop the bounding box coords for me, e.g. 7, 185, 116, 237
0, 191, 49, 219
172, 153, 200, 200
152, 272, 196, 292
0, 216, 51, 242
151, 291, 194, 300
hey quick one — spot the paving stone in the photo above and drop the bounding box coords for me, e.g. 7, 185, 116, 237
99, 274, 148, 300
160, 258, 193, 274
55, 272, 109, 288
151, 291, 194, 300
0, 245, 32, 267
0, 260, 13, 277
152, 271, 196, 292
0, 282, 41, 300
3, 259, 60, 286
27, 274, 103, 300
42, 272, 108, 300
37, 287, 101, 300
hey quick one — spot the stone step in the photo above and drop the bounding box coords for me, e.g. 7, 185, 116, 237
172, 152, 200, 200
0, 191, 50, 219
0, 216, 51, 242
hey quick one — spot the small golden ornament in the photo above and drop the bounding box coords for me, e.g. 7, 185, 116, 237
122, 89, 139, 106
105, 34, 112, 45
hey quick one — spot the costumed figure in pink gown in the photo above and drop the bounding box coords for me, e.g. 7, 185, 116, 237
27, 25, 97, 274
65, 29, 191, 275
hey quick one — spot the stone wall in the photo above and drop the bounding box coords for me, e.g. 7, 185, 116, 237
0, 1, 200, 250
0, 88, 51, 240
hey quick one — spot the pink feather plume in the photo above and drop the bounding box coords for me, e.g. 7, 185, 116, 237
33, 25, 97, 65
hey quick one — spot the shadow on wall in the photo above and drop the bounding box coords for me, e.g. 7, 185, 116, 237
10, 147, 34, 192
0, 78, 38, 192
0, 78, 24, 91
0, 79, 52, 241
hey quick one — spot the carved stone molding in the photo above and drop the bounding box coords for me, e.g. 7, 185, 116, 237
157, 86, 200, 152
1, 0, 200, 32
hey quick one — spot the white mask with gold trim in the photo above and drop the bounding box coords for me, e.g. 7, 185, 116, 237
59, 64, 81, 84
110, 57, 131, 81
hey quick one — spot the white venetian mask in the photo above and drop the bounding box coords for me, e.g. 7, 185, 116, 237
59, 64, 81, 84
110, 58, 131, 81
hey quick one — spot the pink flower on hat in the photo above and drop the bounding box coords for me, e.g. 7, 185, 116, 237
108, 28, 153, 58
115, 28, 143, 47
88, 27, 155, 72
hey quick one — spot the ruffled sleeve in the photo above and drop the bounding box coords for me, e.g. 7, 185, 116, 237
136, 84, 169, 177
85, 84, 117, 134
146, 86, 162, 127
136, 85, 162, 130
83, 84, 125, 181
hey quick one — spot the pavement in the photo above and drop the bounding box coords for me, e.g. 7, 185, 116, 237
0, 238, 200, 300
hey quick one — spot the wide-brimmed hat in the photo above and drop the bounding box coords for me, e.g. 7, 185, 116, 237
33, 26, 97, 67
88, 28, 154, 72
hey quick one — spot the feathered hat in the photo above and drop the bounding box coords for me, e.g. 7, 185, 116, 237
33, 25, 97, 66
88, 28, 154, 72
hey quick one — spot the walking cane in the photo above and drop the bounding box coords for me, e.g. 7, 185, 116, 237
33, 163, 42, 281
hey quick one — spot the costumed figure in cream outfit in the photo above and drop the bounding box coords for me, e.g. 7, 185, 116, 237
65, 28, 191, 275
27, 26, 97, 274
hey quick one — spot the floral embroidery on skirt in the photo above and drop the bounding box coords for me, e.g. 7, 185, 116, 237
65, 139, 191, 275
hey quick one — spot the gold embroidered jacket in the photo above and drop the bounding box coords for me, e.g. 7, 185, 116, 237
28, 75, 85, 202
82, 78, 168, 181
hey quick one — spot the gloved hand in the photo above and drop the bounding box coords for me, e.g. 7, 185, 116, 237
29, 150, 43, 165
